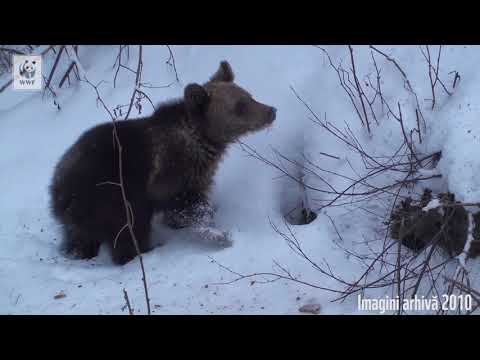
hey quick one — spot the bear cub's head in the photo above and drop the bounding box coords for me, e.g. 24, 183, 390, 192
184, 61, 277, 144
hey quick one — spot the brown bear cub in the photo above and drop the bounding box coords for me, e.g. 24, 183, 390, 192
50, 61, 277, 265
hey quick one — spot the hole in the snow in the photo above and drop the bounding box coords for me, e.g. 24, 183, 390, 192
284, 206, 318, 226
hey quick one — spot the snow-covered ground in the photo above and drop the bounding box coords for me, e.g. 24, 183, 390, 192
1, 45, 479, 314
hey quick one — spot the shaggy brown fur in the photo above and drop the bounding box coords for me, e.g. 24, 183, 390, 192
50, 61, 277, 265
390, 190, 475, 258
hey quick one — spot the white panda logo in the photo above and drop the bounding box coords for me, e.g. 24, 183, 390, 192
19, 59, 37, 79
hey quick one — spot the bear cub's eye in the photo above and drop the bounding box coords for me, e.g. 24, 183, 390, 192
234, 101, 248, 115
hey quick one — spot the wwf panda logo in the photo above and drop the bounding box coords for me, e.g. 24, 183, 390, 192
19, 59, 37, 79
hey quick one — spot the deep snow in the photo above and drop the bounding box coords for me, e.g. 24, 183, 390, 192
1, 45, 479, 314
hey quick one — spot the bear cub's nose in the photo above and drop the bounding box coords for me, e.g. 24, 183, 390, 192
270, 107, 277, 122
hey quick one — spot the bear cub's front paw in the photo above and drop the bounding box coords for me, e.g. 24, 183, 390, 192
194, 226, 233, 248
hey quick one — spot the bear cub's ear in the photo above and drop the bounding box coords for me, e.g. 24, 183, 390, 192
184, 83, 209, 112
209, 61, 235, 83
